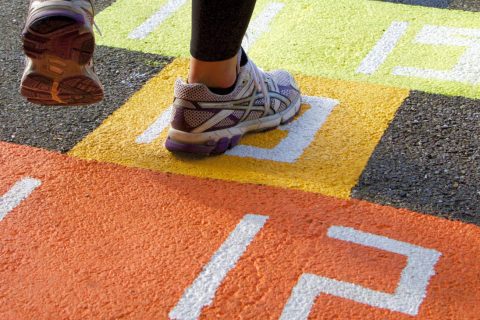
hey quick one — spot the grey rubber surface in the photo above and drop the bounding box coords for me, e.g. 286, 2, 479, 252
95, 0, 118, 13
450, 0, 480, 11
380, 0, 450, 8
352, 91, 480, 226
0, 0, 171, 152
1, 47, 170, 152
378, 0, 480, 11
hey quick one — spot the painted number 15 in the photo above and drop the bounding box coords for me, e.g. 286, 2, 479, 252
357, 21, 480, 85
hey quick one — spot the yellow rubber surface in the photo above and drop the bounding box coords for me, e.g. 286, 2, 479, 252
70, 59, 409, 198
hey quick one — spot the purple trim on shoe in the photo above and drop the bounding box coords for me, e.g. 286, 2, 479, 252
211, 137, 230, 154
165, 134, 243, 156
281, 102, 302, 125
230, 135, 242, 147
170, 107, 198, 132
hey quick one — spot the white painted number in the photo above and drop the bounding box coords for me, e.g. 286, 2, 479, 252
393, 25, 480, 85
0, 177, 41, 221
169, 216, 441, 319
169, 214, 269, 320
225, 96, 338, 163
280, 226, 442, 319
356, 21, 409, 75
358, 22, 480, 85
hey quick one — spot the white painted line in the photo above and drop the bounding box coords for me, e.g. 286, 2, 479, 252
0, 177, 41, 221
169, 214, 269, 320
356, 21, 410, 75
242, 2, 285, 53
135, 106, 173, 144
129, 0, 187, 39
280, 226, 441, 319
226, 96, 338, 163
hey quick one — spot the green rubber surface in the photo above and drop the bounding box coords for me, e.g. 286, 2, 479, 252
95, 0, 480, 98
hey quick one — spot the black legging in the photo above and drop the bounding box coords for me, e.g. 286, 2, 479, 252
191, 0, 257, 61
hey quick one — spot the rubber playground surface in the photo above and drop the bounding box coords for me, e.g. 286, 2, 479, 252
1, 0, 480, 319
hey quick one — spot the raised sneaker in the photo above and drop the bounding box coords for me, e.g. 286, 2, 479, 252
21, 0, 103, 105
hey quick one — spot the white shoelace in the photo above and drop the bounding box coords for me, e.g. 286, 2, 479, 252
247, 59, 271, 113
93, 21, 102, 36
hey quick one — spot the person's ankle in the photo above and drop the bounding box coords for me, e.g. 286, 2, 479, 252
188, 55, 238, 89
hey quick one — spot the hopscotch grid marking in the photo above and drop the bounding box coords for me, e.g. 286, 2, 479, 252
0, 177, 41, 221
357, 21, 410, 75
136, 106, 173, 144
169, 214, 269, 320
242, 2, 285, 53
280, 226, 442, 319
129, 0, 188, 39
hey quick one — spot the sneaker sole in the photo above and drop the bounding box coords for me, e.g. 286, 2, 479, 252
165, 96, 302, 155
21, 8, 103, 105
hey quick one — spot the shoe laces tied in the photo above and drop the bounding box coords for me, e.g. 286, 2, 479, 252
247, 59, 270, 112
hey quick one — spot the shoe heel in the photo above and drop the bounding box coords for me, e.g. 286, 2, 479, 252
22, 10, 94, 65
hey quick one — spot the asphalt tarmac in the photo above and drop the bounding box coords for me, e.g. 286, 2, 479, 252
0, 0, 170, 151
353, 91, 480, 225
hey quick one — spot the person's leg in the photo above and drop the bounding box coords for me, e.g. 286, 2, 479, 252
21, 0, 103, 105
166, 1, 302, 155
188, 0, 256, 89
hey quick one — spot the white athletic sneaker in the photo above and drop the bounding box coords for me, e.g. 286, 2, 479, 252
165, 50, 302, 155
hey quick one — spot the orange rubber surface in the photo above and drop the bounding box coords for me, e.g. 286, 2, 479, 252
1, 142, 479, 319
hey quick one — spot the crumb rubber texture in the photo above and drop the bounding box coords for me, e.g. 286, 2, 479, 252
352, 91, 480, 226
94, 0, 480, 98
70, 58, 409, 199
449, 0, 480, 11
1, 142, 480, 319
379, 0, 450, 9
